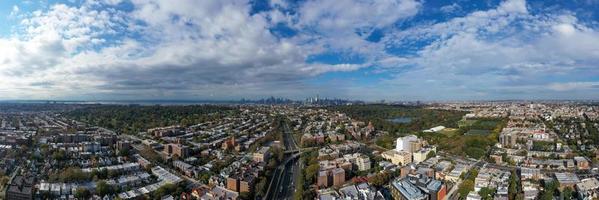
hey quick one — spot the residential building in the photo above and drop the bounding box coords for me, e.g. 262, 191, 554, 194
412, 148, 434, 164
382, 150, 412, 166
332, 168, 345, 187
239, 175, 254, 193
355, 154, 371, 171
252, 146, 270, 163
163, 143, 190, 159
5, 176, 34, 200
226, 177, 239, 192
317, 171, 330, 188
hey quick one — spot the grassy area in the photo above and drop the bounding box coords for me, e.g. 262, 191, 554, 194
331, 104, 507, 159
465, 129, 491, 136
458, 119, 477, 128
419, 118, 507, 159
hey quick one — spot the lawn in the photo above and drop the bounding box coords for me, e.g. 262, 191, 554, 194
421, 117, 507, 159
465, 129, 491, 136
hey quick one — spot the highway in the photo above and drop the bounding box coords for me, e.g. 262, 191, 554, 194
265, 120, 301, 200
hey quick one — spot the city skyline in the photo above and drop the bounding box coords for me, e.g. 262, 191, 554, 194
1, 0, 598, 101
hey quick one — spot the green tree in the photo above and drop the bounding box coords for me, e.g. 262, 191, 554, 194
478, 187, 496, 200
255, 178, 268, 197
369, 172, 391, 187
305, 163, 320, 184
508, 170, 519, 199
458, 180, 474, 198
96, 181, 112, 196
540, 181, 558, 200
118, 148, 130, 157
561, 187, 574, 200
239, 192, 252, 200
52, 149, 66, 161
75, 187, 91, 199
426, 150, 436, 159
153, 183, 176, 199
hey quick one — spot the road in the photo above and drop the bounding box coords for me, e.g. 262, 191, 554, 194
265, 120, 301, 200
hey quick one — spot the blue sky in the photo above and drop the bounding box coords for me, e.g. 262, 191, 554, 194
0, 0, 598, 101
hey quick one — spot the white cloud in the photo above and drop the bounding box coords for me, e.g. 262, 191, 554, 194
293, 0, 421, 54
0, 0, 379, 100
548, 82, 599, 91
440, 3, 461, 14
368, 0, 599, 100
0, 0, 597, 100
10, 5, 20, 17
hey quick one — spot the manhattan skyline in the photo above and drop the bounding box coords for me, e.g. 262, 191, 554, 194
0, 0, 598, 101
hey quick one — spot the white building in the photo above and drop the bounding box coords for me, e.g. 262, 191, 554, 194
412, 147, 435, 164
423, 126, 446, 133
396, 135, 419, 152
355, 154, 371, 171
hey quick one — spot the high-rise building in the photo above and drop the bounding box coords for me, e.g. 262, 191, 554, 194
332, 168, 345, 187
317, 171, 330, 188
355, 155, 371, 171
396, 135, 419, 153
226, 177, 239, 192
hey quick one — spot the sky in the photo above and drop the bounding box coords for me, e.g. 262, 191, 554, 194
0, 0, 598, 101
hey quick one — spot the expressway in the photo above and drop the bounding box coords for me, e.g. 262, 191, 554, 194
265, 121, 301, 200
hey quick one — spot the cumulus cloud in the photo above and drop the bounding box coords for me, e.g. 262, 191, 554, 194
3, 0, 405, 99
379, 0, 599, 100
0, 0, 597, 100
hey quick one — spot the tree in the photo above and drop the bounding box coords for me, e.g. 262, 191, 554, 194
561, 187, 574, 200
540, 181, 558, 200
239, 192, 252, 200
271, 146, 284, 162
59, 167, 90, 182
96, 181, 112, 196
478, 187, 496, 200
255, 178, 268, 197
369, 172, 391, 187
52, 149, 66, 161
198, 171, 212, 184
305, 163, 320, 184
153, 183, 176, 199
118, 148, 130, 157
75, 187, 91, 199
458, 180, 474, 198
508, 170, 519, 199
426, 150, 436, 159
